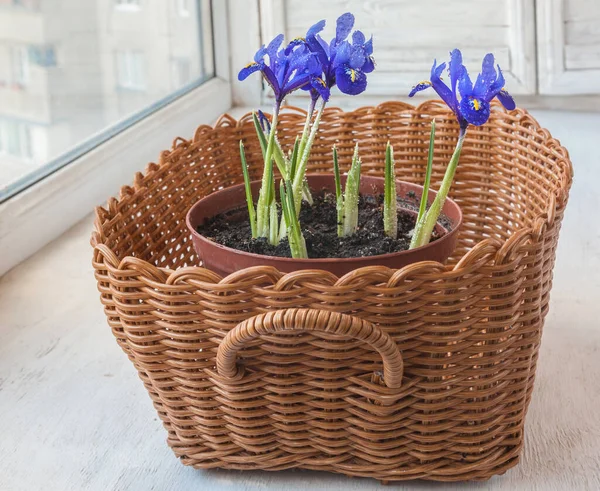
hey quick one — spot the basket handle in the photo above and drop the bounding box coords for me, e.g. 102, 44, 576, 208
216, 308, 403, 388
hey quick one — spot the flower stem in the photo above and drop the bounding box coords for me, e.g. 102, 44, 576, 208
298, 98, 316, 159
410, 127, 466, 249
253, 111, 288, 179
256, 103, 280, 237
292, 98, 326, 214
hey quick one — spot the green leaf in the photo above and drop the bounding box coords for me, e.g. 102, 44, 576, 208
239, 141, 256, 238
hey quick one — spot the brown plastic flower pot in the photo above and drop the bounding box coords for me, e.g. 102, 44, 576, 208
186, 174, 462, 277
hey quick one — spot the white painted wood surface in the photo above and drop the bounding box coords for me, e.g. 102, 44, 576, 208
258, 0, 536, 105
537, 0, 600, 94
1, 110, 600, 490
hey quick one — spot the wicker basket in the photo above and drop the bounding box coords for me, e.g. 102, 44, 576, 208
91, 101, 573, 482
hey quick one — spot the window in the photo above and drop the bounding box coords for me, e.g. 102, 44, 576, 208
115, 0, 141, 10
116, 51, 146, 90
6, 0, 41, 9
0, 120, 33, 160
177, 0, 190, 17
171, 58, 192, 88
0, 0, 231, 276
0, 0, 217, 202
10, 46, 29, 87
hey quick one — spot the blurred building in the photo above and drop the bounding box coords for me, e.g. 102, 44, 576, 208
0, 0, 206, 187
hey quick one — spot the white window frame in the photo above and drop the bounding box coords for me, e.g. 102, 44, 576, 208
0, 0, 237, 276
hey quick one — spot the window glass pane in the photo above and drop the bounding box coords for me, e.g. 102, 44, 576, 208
0, 0, 214, 201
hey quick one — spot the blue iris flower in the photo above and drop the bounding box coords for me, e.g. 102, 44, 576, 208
238, 34, 327, 105
303, 12, 374, 99
409, 49, 516, 129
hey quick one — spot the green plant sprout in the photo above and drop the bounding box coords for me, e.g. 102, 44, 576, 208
409, 119, 436, 249
383, 141, 397, 239
280, 180, 307, 258
332, 144, 362, 237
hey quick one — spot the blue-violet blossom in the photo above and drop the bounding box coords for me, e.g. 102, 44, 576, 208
238, 34, 328, 105
409, 49, 516, 129
302, 12, 375, 100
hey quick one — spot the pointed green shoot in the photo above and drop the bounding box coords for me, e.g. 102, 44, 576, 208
332, 145, 344, 237
384, 141, 398, 239
410, 125, 466, 249
280, 180, 307, 258
239, 141, 256, 238
255, 110, 279, 238
269, 200, 279, 246
342, 143, 361, 237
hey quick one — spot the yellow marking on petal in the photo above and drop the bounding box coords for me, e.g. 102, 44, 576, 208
472, 98, 481, 111
244, 61, 258, 69
316, 77, 326, 87
418, 80, 432, 86
293, 37, 305, 42
350, 69, 356, 82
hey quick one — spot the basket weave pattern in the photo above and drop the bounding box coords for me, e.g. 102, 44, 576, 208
91, 101, 572, 482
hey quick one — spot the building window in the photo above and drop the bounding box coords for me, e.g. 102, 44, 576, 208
116, 51, 145, 90
176, 0, 190, 17
10, 46, 30, 87
115, 0, 141, 11
9, 0, 41, 9
1, 0, 216, 204
0, 120, 33, 160
171, 58, 191, 88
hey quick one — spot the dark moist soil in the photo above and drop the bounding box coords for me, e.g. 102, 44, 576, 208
197, 192, 444, 259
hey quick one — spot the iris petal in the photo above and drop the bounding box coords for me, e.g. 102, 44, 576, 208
459, 97, 490, 126
262, 66, 280, 97
310, 76, 330, 101
307, 19, 326, 38
430, 61, 456, 111
349, 46, 366, 69
457, 66, 473, 98
486, 64, 506, 100
254, 46, 267, 63
496, 89, 516, 110
266, 34, 284, 61
335, 13, 355, 44
352, 30, 366, 45
238, 62, 263, 81
306, 34, 329, 68
408, 81, 432, 97
364, 36, 373, 55
334, 41, 351, 66
449, 49, 463, 97
473, 53, 496, 98
336, 65, 367, 95
363, 56, 375, 74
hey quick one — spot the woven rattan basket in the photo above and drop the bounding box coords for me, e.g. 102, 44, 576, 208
91, 101, 573, 482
